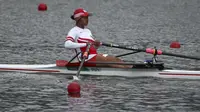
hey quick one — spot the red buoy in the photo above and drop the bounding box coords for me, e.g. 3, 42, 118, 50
68, 93, 81, 98
38, 3, 47, 11
170, 41, 181, 48
67, 81, 81, 94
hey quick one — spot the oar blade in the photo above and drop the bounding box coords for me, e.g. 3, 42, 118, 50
73, 76, 79, 80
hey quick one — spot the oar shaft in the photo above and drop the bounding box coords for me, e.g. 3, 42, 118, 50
116, 51, 141, 57
102, 43, 145, 52
162, 52, 200, 60
76, 43, 91, 77
146, 48, 200, 60
102, 42, 200, 60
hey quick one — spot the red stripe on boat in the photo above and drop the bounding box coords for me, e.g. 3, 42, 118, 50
56, 60, 96, 67
0, 68, 60, 73
159, 73, 200, 76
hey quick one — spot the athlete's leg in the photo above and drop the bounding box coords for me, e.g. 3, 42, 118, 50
95, 54, 132, 68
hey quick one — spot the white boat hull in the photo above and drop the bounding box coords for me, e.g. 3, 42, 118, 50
0, 64, 200, 79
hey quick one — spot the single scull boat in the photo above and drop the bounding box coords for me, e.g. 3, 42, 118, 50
0, 60, 199, 79
0, 42, 199, 79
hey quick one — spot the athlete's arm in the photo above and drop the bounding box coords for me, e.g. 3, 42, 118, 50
65, 28, 87, 49
64, 40, 86, 49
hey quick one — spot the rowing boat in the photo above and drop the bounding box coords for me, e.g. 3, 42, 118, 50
0, 42, 199, 79
0, 60, 199, 79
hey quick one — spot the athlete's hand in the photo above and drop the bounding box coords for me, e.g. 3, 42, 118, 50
92, 40, 101, 49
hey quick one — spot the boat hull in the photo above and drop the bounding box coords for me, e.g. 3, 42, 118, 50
0, 64, 200, 79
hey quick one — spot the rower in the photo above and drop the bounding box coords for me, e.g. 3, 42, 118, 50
64, 8, 131, 68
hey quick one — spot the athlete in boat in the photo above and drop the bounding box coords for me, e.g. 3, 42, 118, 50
64, 8, 131, 68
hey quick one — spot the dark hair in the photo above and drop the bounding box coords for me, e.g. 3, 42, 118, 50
71, 15, 75, 20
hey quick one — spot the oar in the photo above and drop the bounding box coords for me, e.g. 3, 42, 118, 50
73, 43, 91, 80
102, 42, 200, 60
116, 51, 141, 57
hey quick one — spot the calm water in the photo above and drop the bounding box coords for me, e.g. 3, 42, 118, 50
0, 0, 200, 111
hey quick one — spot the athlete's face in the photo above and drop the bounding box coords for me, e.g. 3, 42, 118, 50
80, 16, 88, 26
